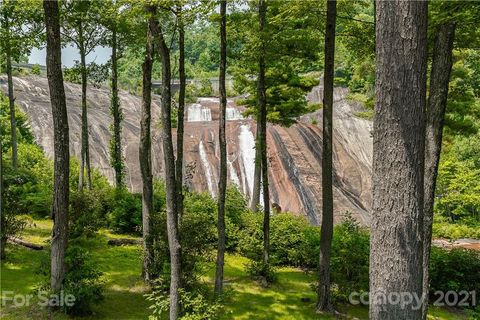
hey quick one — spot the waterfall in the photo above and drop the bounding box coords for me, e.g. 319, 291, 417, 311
227, 157, 240, 186
199, 141, 216, 197
226, 106, 243, 121
187, 103, 212, 122
238, 124, 256, 197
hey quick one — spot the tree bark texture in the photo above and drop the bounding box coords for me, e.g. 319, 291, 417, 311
370, 1, 428, 319
257, 0, 270, 266
148, 5, 181, 319
44, 0, 70, 293
421, 22, 456, 320
140, 10, 155, 282
317, 0, 336, 313
250, 119, 261, 212
110, 26, 124, 189
214, 0, 227, 296
78, 21, 91, 191
176, 5, 185, 222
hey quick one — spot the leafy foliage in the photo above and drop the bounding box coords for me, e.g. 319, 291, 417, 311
105, 187, 142, 234
429, 247, 480, 299
330, 215, 370, 302
230, 0, 321, 126
436, 132, 480, 225
69, 190, 106, 238
151, 189, 217, 288
146, 280, 224, 320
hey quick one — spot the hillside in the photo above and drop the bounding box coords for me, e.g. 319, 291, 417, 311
0, 75, 373, 225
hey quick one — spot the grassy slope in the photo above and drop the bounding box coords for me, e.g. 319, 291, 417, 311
0, 219, 468, 319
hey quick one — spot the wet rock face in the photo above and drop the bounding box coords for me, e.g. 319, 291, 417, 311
0, 75, 373, 225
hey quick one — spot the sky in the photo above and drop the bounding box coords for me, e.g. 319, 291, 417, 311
29, 45, 111, 68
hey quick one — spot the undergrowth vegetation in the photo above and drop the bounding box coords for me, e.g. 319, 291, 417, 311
1, 93, 479, 318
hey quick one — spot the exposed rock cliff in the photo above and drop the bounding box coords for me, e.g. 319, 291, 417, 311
0, 76, 372, 225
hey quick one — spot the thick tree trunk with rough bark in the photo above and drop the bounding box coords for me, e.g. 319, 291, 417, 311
257, 0, 270, 266
3, 12, 18, 170
370, 1, 428, 319
421, 22, 456, 320
149, 5, 181, 319
44, 0, 70, 293
215, 0, 227, 296
110, 27, 123, 189
317, 0, 336, 313
140, 12, 155, 282
176, 6, 185, 222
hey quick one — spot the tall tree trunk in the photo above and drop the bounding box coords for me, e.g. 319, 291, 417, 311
257, 0, 270, 266
421, 22, 456, 320
44, 0, 70, 292
4, 12, 18, 170
214, 0, 227, 296
370, 1, 428, 319
0, 132, 5, 260
78, 22, 91, 191
176, 5, 185, 222
111, 27, 124, 189
250, 121, 261, 212
317, 0, 336, 313
140, 13, 155, 282
148, 5, 181, 319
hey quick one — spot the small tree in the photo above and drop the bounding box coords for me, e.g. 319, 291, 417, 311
0, 0, 43, 170
61, 0, 106, 191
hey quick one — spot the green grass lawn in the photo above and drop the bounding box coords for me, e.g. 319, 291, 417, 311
0, 218, 469, 319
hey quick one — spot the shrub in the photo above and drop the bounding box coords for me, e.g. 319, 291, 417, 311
429, 247, 480, 296
151, 191, 217, 288
269, 213, 317, 267
236, 211, 319, 268
197, 78, 213, 97
69, 190, 105, 238
106, 188, 142, 234
235, 210, 263, 261
225, 185, 248, 251
146, 280, 224, 320
432, 221, 480, 240
330, 215, 370, 302
246, 261, 277, 285
61, 245, 104, 315
31, 64, 41, 75
185, 79, 214, 101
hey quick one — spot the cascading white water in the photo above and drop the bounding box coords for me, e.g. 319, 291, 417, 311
199, 141, 216, 197
226, 106, 243, 121
187, 103, 212, 122
238, 124, 256, 197
227, 157, 240, 186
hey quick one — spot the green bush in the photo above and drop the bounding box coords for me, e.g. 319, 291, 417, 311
31, 64, 41, 75
146, 280, 224, 320
151, 191, 217, 288
1, 93, 35, 146
429, 247, 480, 296
270, 213, 318, 267
106, 188, 142, 234
62, 245, 104, 315
69, 190, 105, 238
225, 185, 248, 251
330, 215, 370, 302
235, 211, 319, 268
245, 261, 277, 285
235, 210, 263, 261
432, 220, 480, 240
